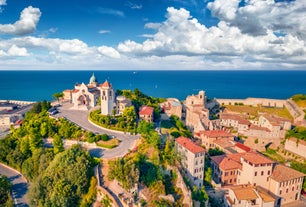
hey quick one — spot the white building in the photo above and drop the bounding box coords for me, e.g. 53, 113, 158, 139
100, 80, 115, 115
175, 136, 205, 187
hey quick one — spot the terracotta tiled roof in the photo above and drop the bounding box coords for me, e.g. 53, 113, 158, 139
220, 113, 250, 125
230, 185, 258, 201
249, 124, 271, 132
100, 80, 111, 88
139, 106, 154, 116
72, 89, 79, 93
176, 136, 205, 154
270, 164, 305, 182
211, 154, 242, 170
235, 142, 251, 152
201, 130, 233, 138
242, 151, 274, 165
213, 138, 235, 148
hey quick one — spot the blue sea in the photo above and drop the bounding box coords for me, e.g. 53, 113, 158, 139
0, 70, 305, 101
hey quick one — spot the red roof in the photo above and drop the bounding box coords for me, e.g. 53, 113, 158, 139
235, 142, 251, 152
139, 105, 154, 116
242, 151, 274, 165
201, 130, 233, 138
211, 154, 242, 170
176, 136, 205, 154
100, 80, 111, 88
249, 124, 271, 132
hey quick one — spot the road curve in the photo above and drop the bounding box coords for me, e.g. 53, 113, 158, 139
54, 104, 139, 159
0, 163, 29, 207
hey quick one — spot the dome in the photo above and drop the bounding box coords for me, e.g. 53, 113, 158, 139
89, 73, 97, 84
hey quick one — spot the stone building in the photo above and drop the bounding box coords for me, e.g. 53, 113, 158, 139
160, 98, 182, 119
138, 105, 154, 123
175, 136, 205, 188
284, 137, 306, 159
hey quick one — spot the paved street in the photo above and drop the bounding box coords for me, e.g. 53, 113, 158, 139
54, 103, 139, 159
0, 163, 29, 207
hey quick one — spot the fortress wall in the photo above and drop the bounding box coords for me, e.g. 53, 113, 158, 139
0, 100, 35, 105
216, 98, 286, 108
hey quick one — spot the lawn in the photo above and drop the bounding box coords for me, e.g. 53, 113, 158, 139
96, 138, 120, 149
225, 105, 293, 120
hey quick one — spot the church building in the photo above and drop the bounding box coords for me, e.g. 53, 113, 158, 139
63, 74, 131, 115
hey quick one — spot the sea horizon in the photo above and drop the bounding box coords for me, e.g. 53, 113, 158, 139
1, 70, 306, 102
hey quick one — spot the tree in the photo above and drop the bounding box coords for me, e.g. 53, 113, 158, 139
53, 92, 64, 102
204, 167, 212, 185
0, 175, 13, 206
53, 134, 64, 154
29, 128, 43, 153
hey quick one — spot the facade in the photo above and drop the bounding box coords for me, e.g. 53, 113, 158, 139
139, 105, 154, 122
115, 96, 132, 115
224, 185, 276, 207
284, 137, 306, 159
0, 114, 21, 127
100, 80, 115, 115
64, 74, 101, 110
160, 98, 182, 119
268, 164, 305, 205
175, 136, 205, 187
185, 91, 211, 133
219, 113, 250, 133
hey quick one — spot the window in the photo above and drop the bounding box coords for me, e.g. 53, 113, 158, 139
292, 186, 294, 191
261, 171, 264, 176
230, 179, 232, 183
286, 189, 288, 193
255, 172, 257, 176
279, 190, 282, 195
225, 172, 228, 176
268, 170, 270, 175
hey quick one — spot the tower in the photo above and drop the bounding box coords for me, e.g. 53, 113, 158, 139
100, 80, 115, 115
89, 73, 98, 86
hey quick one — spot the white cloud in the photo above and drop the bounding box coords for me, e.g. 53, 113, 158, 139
0, 6, 41, 35
0, 0, 6, 12
126, 1, 142, 9
98, 30, 110, 34
207, 0, 306, 39
97, 46, 121, 58
7, 45, 29, 56
117, 6, 306, 68
97, 8, 124, 17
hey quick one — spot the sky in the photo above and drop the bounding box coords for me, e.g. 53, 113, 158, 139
0, 0, 305, 70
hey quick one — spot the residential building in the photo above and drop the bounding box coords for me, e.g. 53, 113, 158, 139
139, 105, 154, 122
197, 130, 234, 150
160, 98, 182, 119
219, 113, 250, 133
224, 185, 277, 207
268, 164, 305, 205
211, 153, 242, 186
284, 137, 306, 159
115, 96, 132, 115
175, 136, 205, 187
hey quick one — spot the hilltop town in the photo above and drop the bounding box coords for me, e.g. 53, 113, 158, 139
0, 74, 305, 207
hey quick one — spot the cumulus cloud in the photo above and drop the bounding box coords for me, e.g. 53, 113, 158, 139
98, 46, 121, 58
0, 0, 6, 12
207, 0, 306, 39
117, 6, 306, 67
0, 6, 41, 35
7, 45, 29, 56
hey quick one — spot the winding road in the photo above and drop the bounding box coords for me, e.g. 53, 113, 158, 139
0, 163, 29, 207
53, 103, 139, 158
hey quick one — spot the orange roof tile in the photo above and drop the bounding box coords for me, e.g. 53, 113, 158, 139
176, 136, 205, 154
139, 105, 154, 116
249, 124, 271, 132
242, 151, 274, 165
211, 154, 242, 170
270, 164, 305, 182
100, 80, 111, 88
230, 185, 258, 201
235, 142, 251, 152
201, 130, 233, 138
220, 113, 250, 125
